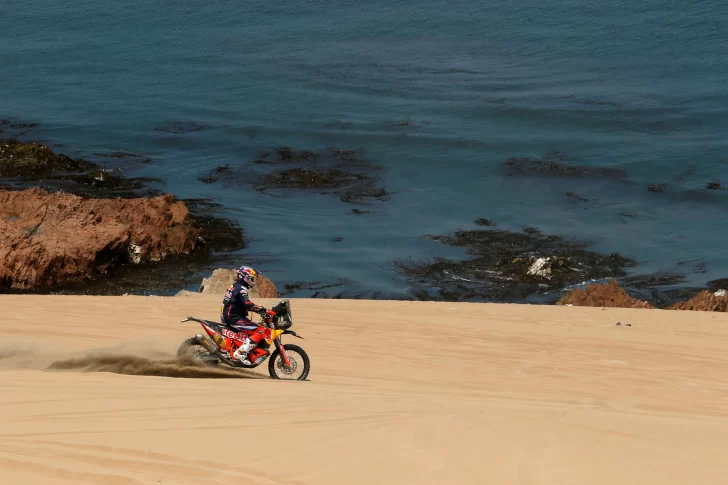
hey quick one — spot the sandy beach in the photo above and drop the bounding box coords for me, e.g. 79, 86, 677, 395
1, 295, 727, 484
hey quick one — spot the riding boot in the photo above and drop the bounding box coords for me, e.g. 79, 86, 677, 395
233, 337, 256, 364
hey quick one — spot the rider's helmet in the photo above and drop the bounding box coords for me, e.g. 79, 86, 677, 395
236, 266, 258, 289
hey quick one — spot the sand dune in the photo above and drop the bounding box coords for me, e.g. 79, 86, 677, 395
1, 294, 728, 484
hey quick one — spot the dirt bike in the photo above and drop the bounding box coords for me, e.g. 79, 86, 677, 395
178, 299, 310, 380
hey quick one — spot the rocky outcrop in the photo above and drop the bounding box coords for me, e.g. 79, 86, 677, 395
557, 280, 654, 309
199, 268, 278, 299
0, 188, 198, 290
667, 290, 728, 312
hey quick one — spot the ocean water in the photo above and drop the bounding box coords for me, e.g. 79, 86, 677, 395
1, 0, 727, 298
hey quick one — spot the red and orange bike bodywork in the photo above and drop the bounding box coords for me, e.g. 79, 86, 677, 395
178, 299, 310, 380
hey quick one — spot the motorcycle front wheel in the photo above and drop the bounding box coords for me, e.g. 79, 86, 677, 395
268, 344, 310, 381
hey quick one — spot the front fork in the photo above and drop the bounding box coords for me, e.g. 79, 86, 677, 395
274, 339, 292, 367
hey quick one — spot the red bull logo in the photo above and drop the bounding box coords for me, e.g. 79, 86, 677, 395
222, 328, 247, 341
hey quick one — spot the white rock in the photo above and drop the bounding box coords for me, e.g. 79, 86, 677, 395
714, 289, 726, 297
128, 243, 143, 264
526, 257, 552, 278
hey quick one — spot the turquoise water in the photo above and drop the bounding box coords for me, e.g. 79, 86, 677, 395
2, 0, 727, 298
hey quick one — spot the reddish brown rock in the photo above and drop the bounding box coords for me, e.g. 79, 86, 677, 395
0, 188, 199, 290
667, 291, 728, 312
557, 280, 654, 309
198, 268, 278, 299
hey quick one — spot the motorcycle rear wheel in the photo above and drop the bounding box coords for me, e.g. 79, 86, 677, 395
268, 344, 310, 381
177, 337, 219, 366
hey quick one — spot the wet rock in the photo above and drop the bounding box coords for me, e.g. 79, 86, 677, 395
504, 153, 627, 180
620, 212, 636, 218
199, 268, 278, 299
474, 218, 495, 226
646, 183, 667, 193
65, 171, 164, 198
154, 121, 207, 134
667, 291, 728, 312
0, 139, 95, 177
557, 280, 654, 309
706, 181, 724, 190
398, 221, 636, 302
707, 278, 728, 292
0, 188, 199, 290
332, 237, 344, 243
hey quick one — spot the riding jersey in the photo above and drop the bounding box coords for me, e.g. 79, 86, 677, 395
221, 281, 259, 325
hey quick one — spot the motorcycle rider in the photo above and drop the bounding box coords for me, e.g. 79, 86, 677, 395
221, 266, 273, 365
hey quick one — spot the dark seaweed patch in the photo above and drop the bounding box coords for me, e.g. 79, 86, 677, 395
92, 151, 145, 159
275, 146, 319, 161
392, 119, 414, 127
565, 192, 590, 203
205, 146, 390, 205
398, 220, 636, 301
92, 151, 151, 164
619, 272, 686, 289
504, 153, 627, 180
154, 121, 208, 134
706, 181, 724, 190
281, 279, 349, 295
350, 208, 376, 215
0, 139, 96, 177
199, 165, 232, 184
182, 198, 246, 253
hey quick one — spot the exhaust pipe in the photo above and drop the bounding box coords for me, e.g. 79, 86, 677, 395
195, 334, 219, 354
193, 334, 237, 366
